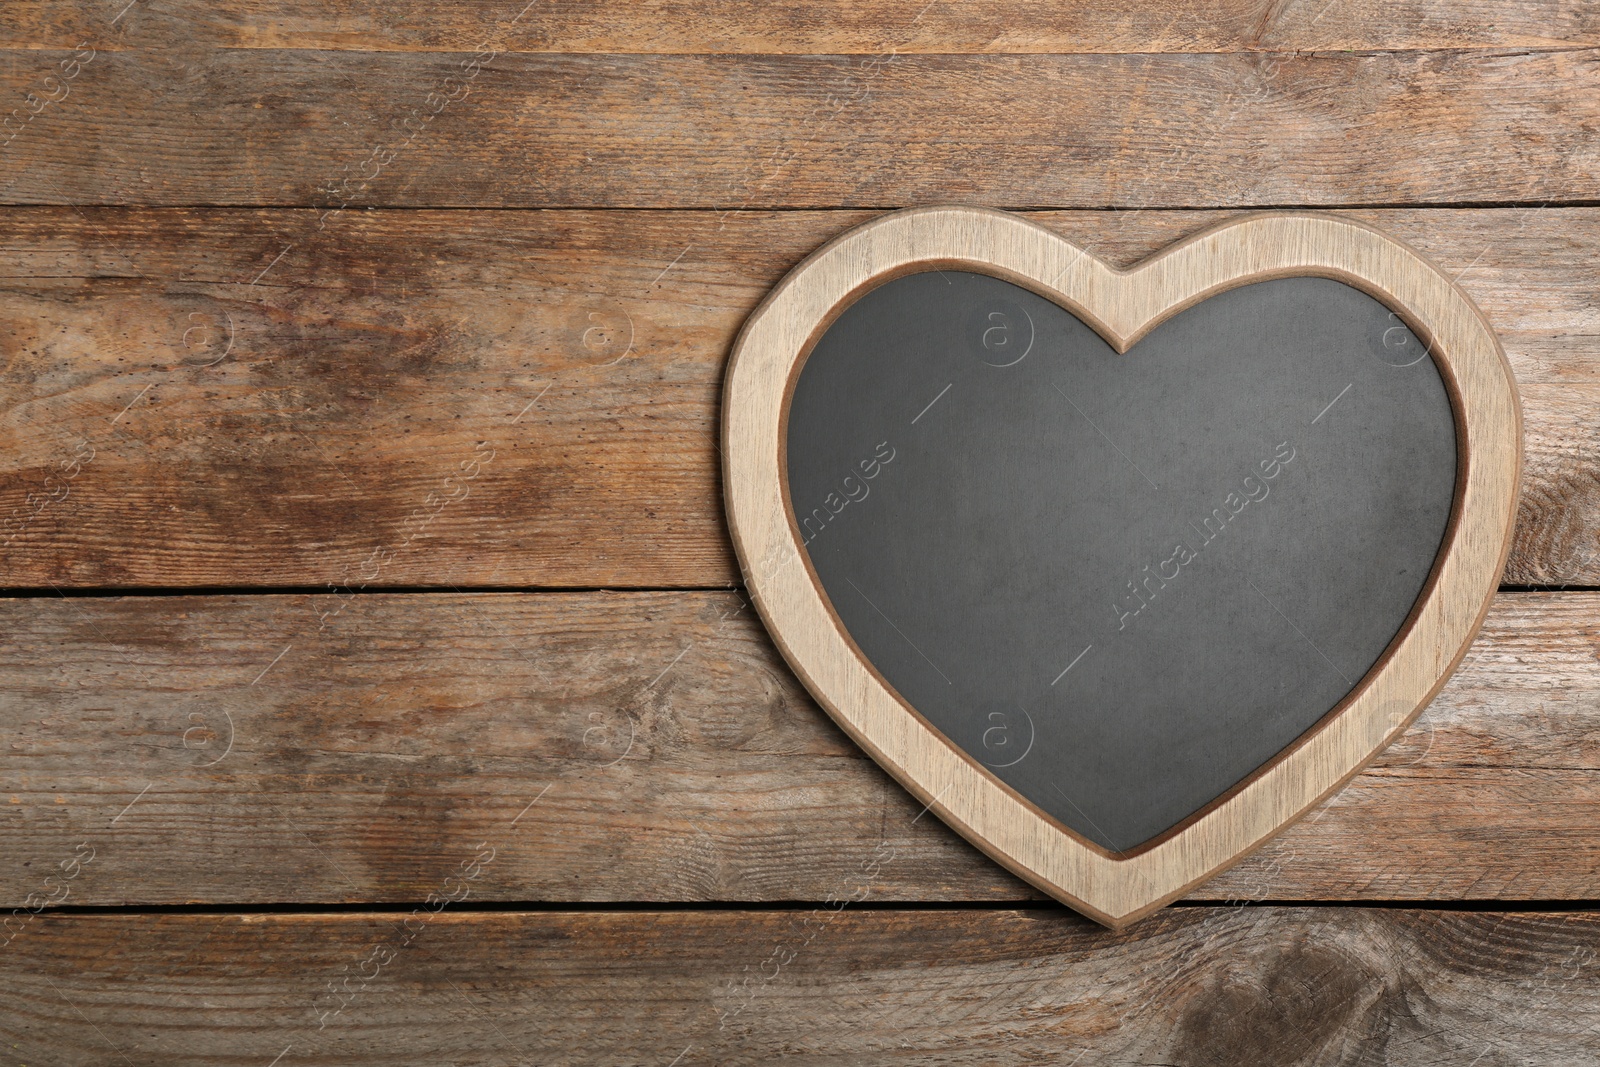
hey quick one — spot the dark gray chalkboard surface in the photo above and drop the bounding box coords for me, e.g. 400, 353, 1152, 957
785, 271, 1457, 853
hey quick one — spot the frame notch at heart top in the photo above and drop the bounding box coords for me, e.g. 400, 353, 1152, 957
722, 207, 1521, 929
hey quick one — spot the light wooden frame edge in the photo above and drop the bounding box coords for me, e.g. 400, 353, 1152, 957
721, 206, 1521, 929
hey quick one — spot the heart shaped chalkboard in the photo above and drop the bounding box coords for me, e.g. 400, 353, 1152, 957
725, 208, 1519, 927
787, 271, 1454, 854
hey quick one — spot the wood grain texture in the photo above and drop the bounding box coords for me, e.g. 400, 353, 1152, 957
4, 907, 1600, 1065
5, 0, 1597, 53
0, 206, 1595, 589
3, 590, 1598, 908
3, 49, 1600, 208
0, 0, 1589, 1048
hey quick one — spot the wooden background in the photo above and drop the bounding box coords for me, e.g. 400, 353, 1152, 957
1, 2, 1598, 1062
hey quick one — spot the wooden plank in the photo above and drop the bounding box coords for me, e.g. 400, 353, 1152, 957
3, 49, 1599, 208
3, 589, 1599, 907
4, 907, 1600, 1063
5, 0, 1596, 53
0, 206, 1594, 589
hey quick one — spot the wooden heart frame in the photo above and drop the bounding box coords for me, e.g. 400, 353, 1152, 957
721, 207, 1521, 928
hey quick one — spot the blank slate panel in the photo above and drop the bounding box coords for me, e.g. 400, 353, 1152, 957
785, 271, 1457, 853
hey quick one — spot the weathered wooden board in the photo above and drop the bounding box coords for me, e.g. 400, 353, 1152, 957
4, 907, 1600, 1064
6, 0, 1597, 53
0, 1, 1592, 1055
0, 207, 1596, 589
3, 49, 1599, 208
3, 590, 1597, 907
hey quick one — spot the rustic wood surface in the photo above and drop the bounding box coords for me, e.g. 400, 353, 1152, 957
4, 908, 1600, 1065
4, 0, 1598, 1058
3, 590, 1598, 907
7, 0, 1599, 52
1, 206, 1596, 589
2, 49, 1599, 208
